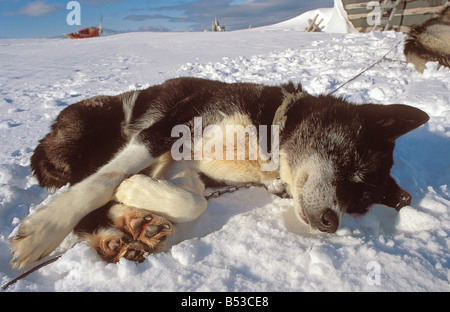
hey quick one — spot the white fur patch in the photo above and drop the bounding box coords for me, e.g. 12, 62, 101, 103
290, 154, 341, 227
114, 160, 207, 223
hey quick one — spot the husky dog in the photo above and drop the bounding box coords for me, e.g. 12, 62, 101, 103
404, 5, 450, 73
9, 78, 429, 268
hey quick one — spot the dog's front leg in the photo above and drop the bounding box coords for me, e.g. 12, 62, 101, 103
10, 139, 154, 269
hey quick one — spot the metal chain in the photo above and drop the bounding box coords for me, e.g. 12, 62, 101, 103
205, 182, 262, 200
1, 255, 62, 291
329, 40, 402, 95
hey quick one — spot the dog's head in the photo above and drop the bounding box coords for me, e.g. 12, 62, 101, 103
279, 94, 429, 233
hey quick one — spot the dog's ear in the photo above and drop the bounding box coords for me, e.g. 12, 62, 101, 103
362, 104, 429, 141
378, 175, 411, 211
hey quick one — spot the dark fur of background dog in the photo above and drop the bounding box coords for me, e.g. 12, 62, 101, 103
404, 5, 450, 73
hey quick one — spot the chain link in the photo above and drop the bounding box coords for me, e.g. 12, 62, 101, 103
205, 182, 262, 200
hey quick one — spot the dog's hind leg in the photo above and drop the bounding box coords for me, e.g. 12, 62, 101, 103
114, 158, 208, 223
75, 203, 174, 263
74, 157, 205, 263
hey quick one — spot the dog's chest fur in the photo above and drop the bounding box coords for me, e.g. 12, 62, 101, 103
194, 112, 280, 185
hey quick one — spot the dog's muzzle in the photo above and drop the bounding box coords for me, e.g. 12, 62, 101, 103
298, 204, 339, 233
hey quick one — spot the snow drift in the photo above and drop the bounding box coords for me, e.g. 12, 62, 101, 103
257, 0, 357, 33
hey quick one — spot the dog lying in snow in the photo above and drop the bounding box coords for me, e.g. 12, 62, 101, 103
404, 5, 450, 73
9, 77, 429, 268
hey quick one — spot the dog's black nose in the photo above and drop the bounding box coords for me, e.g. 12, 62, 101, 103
317, 209, 339, 233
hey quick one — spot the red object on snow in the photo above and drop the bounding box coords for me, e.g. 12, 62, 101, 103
65, 26, 101, 39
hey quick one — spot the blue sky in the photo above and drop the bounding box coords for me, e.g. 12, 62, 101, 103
0, 0, 334, 38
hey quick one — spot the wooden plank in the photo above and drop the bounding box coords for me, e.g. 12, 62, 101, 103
347, 6, 442, 20
402, 5, 445, 14
313, 18, 324, 31
356, 25, 412, 32
345, 3, 378, 11
342, 0, 372, 5
384, 0, 402, 30
345, 1, 396, 10
345, 0, 446, 12
343, 0, 446, 7
372, 0, 393, 31
349, 12, 439, 27
404, 0, 447, 9
305, 14, 319, 32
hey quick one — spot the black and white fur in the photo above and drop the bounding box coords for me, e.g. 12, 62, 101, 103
10, 77, 429, 268
404, 5, 450, 73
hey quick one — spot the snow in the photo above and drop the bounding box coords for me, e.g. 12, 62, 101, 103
1, 3, 449, 292
256, 0, 357, 33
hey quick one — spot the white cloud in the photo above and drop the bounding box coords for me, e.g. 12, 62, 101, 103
10, 1, 56, 17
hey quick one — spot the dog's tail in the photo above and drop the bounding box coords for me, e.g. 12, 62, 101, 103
31, 95, 129, 189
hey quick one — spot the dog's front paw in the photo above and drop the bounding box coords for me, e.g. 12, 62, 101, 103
110, 204, 174, 253
9, 208, 72, 269
88, 228, 148, 263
